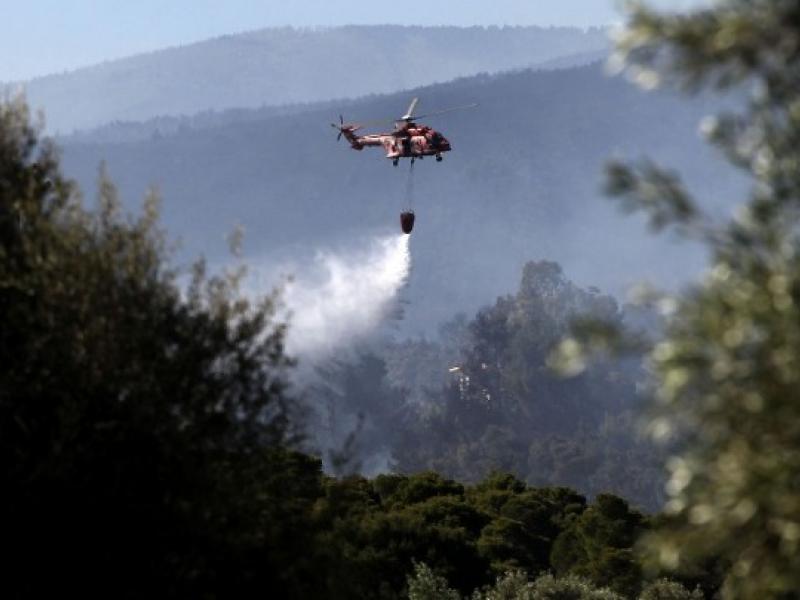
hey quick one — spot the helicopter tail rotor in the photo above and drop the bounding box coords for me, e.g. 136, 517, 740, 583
330, 115, 345, 141
330, 115, 363, 142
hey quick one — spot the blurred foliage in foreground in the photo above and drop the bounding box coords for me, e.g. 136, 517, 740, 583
554, 0, 800, 597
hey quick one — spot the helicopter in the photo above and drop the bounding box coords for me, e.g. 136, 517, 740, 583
331, 97, 477, 166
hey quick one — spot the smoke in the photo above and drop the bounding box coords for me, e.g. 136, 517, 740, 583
249, 234, 411, 358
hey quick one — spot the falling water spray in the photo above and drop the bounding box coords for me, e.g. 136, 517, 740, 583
278, 234, 411, 357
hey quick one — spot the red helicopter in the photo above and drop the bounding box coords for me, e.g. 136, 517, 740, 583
331, 97, 477, 167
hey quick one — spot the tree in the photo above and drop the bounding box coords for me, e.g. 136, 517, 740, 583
473, 571, 624, 600
393, 261, 661, 509
406, 562, 461, 600
313, 472, 491, 599
469, 475, 585, 577
310, 351, 407, 476
550, 494, 646, 598
572, 0, 800, 597
0, 98, 316, 596
639, 579, 703, 600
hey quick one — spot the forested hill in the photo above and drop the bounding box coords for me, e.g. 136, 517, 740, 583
59, 62, 737, 334
11, 25, 608, 133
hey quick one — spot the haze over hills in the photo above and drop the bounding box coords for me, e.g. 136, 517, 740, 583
9, 25, 609, 133
8, 3, 793, 595
59, 62, 738, 338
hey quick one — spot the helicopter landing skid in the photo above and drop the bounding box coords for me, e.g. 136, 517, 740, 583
394, 156, 423, 167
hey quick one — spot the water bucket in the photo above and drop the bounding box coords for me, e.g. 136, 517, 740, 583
400, 211, 415, 234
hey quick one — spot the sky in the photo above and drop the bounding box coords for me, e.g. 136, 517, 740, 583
1, 0, 708, 82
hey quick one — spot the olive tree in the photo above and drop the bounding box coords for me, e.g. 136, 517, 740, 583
567, 1, 800, 597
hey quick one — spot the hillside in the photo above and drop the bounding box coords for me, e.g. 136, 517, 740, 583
10, 25, 608, 133
59, 63, 738, 335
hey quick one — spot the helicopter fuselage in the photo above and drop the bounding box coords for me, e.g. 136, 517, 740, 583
342, 122, 451, 160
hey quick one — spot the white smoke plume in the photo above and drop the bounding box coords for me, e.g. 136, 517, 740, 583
248, 234, 411, 358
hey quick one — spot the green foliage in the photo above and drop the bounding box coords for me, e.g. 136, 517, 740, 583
407, 567, 704, 600
524, 574, 625, 600
471, 572, 625, 600
309, 469, 666, 599
411, 568, 701, 600
311, 351, 407, 476
393, 261, 664, 510
408, 568, 706, 600
469, 478, 585, 577
474, 571, 536, 600
550, 495, 646, 597
639, 579, 703, 600
407, 562, 462, 600
0, 97, 317, 596
599, 0, 800, 597
381, 471, 467, 506
313, 472, 490, 599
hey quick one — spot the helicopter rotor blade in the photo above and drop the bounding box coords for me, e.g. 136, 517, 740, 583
331, 121, 344, 141
402, 97, 419, 120
330, 99, 477, 137
410, 103, 478, 121
346, 117, 398, 128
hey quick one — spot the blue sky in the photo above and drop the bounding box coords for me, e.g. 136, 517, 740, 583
1, 0, 707, 82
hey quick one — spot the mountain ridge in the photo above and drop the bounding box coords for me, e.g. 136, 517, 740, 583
8, 25, 609, 133
61, 51, 608, 146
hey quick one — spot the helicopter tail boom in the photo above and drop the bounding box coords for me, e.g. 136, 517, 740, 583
339, 125, 363, 149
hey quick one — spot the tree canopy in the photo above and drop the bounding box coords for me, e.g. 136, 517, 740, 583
0, 97, 316, 596
390, 261, 663, 509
